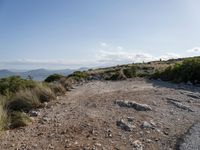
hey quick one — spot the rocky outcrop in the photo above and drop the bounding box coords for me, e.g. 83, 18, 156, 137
115, 100, 152, 111
116, 119, 135, 131
167, 100, 194, 112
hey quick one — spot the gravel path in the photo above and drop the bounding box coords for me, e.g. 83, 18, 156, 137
0, 79, 199, 150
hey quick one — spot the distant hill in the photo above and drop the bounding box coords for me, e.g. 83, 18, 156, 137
0, 68, 88, 81
0, 69, 16, 78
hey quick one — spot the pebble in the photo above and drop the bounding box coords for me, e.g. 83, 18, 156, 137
132, 140, 143, 150
141, 121, 153, 129
127, 117, 135, 122
29, 110, 39, 117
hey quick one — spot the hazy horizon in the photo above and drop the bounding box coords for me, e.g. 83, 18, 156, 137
1, 0, 200, 69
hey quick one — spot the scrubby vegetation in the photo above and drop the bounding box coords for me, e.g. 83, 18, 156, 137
9, 111, 32, 128
0, 76, 72, 130
152, 58, 200, 84
49, 83, 66, 96
7, 90, 41, 112
0, 76, 36, 96
68, 71, 88, 81
123, 65, 136, 78
0, 98, 7, 131
44, 74, 64, 83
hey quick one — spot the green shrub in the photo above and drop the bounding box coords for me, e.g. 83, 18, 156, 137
68, 71, 88, 81
0, 76, 36, 96
107, 73, 119, 81
123, 66, 136, 78
44, 74, 64, 82
153, 58, 200, 84
137, 73, 150, 78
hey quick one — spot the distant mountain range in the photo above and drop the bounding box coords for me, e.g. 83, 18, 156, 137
0, 68, 88, 81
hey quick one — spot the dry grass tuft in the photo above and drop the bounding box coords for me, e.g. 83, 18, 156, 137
7, 90, 41, 112
33, 83, 56, 103
9, 111, 32, 129
50, 83, 66, 96
59, 78, 74, 90
0, 97, 8, 131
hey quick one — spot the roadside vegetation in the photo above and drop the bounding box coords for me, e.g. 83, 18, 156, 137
0, 76, 75, 130
152, 57, 200, 84
0, 56, 199, 131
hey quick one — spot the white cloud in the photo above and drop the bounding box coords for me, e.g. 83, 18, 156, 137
96, 50, 181, 65
97, 50, 156, 64
159, 53, 181, 60
0, 43, 188, 69
96, 44, 180, 65
187, 47, 200, 53
100, 42, 108, 47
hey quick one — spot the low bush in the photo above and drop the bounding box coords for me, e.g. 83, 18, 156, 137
0, 75, 70, 130
44, 74, 64, 83
68, 71, 88, 81
123, 66, 136, 78
152, 58, 200, 84
0, 76, 36, 96
137, 73, 151, 78
107, 73, 120, 81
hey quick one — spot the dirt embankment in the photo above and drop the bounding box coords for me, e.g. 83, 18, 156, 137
0, 79, 200, 150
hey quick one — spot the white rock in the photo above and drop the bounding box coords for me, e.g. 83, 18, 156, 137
132, 140, 143, 150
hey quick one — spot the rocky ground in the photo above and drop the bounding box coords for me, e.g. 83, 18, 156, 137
0, 78, 200, 150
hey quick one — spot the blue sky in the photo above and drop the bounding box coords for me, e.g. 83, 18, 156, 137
0, 0, 200, 69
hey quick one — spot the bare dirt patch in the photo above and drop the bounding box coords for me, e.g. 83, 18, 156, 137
0, 79, 199, 150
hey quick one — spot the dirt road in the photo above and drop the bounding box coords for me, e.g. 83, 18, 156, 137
0, 79, 200, 150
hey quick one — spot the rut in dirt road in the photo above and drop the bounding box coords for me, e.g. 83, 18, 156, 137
0, 79, 200, 150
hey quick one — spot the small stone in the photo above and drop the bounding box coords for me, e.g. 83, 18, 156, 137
64, 143, 71, 148
44, 102, 48, 107
127, 117, 134, 122
150, 120, 156, 126
106, 129, 112, 138
116, 119, 135, 131
132, 140, 143, 150
49, 145, 54, 149
152, 101, 157, 106
32, 144, 38, 148
29, 110, 40, 117
146, 131, 150, 134
156, 129, 161, 133
141, 121, 153, 129
95, 143, 102, 147
146, 139, 152, 143
42, 116, 50, 122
